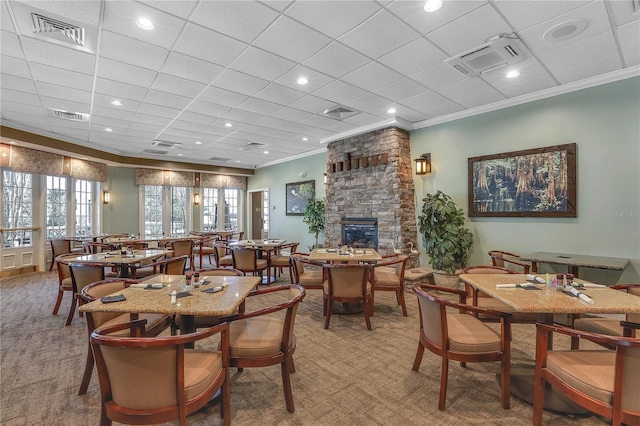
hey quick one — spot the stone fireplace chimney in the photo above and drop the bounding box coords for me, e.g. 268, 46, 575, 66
324, 127, 417, 258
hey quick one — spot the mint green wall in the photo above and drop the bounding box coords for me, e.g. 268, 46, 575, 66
411, 77, 640, 284
102, 167, 139, 234
248, 152, 327, 251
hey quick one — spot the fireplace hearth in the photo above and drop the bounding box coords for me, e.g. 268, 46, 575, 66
341, 217, 378, 250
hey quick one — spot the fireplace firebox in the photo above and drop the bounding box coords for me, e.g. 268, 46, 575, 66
341, 217, 378, 250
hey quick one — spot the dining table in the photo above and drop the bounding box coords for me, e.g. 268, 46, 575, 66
228, 239, 287, 284
80, 274, 260, 348
308, 247, 383, 263
67, 248, 172, 278
518, 251, 629, 277
459, 273, 640, 413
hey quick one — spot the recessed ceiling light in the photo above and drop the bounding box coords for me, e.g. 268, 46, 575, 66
297, 77, 309, 85
104, 128, 113, 132
177, 153, 183, 156
424, 0, 443, 13
236, 160, 241, 163
264, 151, 269, 154
110, 100, 123, 106
195, 141, 202, 145
224, 122, 233, 127
387, 108, 397, 114
506, 70, 520, 79
302, 137, 308, 141
136, 17, 154, 30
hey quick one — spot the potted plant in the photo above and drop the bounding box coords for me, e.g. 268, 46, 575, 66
418, 190, 473, 288
302, 196, 325, 250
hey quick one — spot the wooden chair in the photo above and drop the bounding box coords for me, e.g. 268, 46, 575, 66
462, 265, 539, 324
232, 247, 269, 283
52, 254, 79, 316
533, 323, 640, 426
165, 239, 194, 270
67, 262, 106, 325
290, 253, 324, 289
193, 235, 218, 269
91, 319, 230, 426
322, 263, 373, 330
489, 250, 531, 273
269, 242, 299, 281
221, 285, 306, 413
49, 238, 83, 270
412, 284, 512, 411
213, 243, 233, 268
78, 279, 172, 395
83, 241, 112, 254
371, 254, 409, 316
134, 255, 188, 278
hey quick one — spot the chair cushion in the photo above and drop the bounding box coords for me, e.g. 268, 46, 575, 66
197, 247, 215, 255
323, 280, 372, 296
184, 350, 223, 402
270, 255, 290, 267
218, 255, 233, 266
61, 277, 73, 290
100, 313, 171, 337
229, 316, 284, 358
298, 270, 323, 286
256, 259, 268, 269
446, 313, 501, 353
374, 270, 400, 288
574, 317, 623, 336
546, 350, 615, 404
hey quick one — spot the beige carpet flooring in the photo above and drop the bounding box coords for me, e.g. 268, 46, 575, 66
0, 269, 608, 425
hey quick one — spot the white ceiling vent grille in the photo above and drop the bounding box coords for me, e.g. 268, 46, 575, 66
209, 156, 231, 162
444, 34, 530, 77
47, 108, 89, 122
31, 13, 85, 47
323, 105, 359, 120
151, 140, 181, 149
241, 142, 266, 151
143, 149, 168, 155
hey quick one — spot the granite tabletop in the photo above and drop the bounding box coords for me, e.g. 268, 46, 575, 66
309, 248, 383, 263
67, 249, 172, 265
518, 251, 629, 271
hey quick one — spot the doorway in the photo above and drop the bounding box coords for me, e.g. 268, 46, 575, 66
248, 189, 269, 240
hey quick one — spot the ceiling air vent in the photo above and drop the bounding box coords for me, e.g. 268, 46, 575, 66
151, 140, 181, 149
444, 34, 530, 77
323, 105, 359, 120
31, 13, 84, 47
241, 142, 266, 151
47, 108, 89, 122
143, 149, 168, 155
209, 156, 231, 162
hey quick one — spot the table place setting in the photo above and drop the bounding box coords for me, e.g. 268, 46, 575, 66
129, 283, 164, 289
496, 283, 541, 290
201, 283, 229, 294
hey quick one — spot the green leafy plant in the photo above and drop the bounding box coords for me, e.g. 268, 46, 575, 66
418, 190, 473, 274
302, 196, 325, 250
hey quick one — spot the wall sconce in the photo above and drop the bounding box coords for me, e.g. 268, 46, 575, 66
323, 173, 327, 184
193, 193, 201, 205
103, 190, 111, 204
415, 153, 432, 175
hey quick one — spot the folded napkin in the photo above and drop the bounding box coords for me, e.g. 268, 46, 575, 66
129, 283, 164, 289
202, 283, 229, 294
526, 274, 546, 284
572, 283, 606, 288
316, 249, 327, 253
565, 286, 595, 304
101, 294, 126, 303
496, 283, 541, 290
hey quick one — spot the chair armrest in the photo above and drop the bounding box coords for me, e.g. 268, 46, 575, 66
93, 318, 149, 336
621, 320, 639, 338
220, 286, 304, 321
536, 322, 640, 348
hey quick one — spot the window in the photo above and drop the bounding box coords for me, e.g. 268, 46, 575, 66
202, 188, 218, 231
171, 187, 188, 237
2, 171, 32, 247
74, 179, 93, 237
46, 176, 67, 241
143, 185, 163, 238
263, 191, 269, 232
224, 189, 238, 230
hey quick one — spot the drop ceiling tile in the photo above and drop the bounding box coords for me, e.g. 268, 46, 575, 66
96, 58, 158, 88
93, 94, 140, 112
518, 1, 613, 55
190, 1, 279, 43
102, 1, 185, 49
100, 31, 170, 70
270, 106, 315, 122
301, 114, 345, 128
410, 63, 467, 90
374, 78, 429, 101
341, 112, 384, 127
399, 90, 451, 112
223, 108, 265, 123
90, 115, 130, 128
254, 16, 331, 62
21, 37, 95, 75
345, 92, 390, 111
143, 89, 192, 110
606, 0, 640, 27
377, 38, 448, 77
230, 47, 296, 81
421, 101, 465, 118
434, 77, 495, 101
36, 82, 92, 104
168, 120, 207, 133
622, 47, 639, 67
617, 20, 640, 53
138, 0, 199, 19
539, 30, 619, 73
339, 9, 420, 59
285, 0, 381, 38
47, 119, 90, 132
136, 103, 181, 119
95, 78, 149, 102
1, 88, 41, 106
341, 61, 404, 92
151, 74, 206, 98
302, 42, 371, 79
395, 109, 430, 123
282, 122, 319, 135
255, 116, 298, 130
40, 96, 89, 114
493, 74, 558, 98
553, 53, 622, 84
177, 110, 218, 126
211, 69, 270, 96
1, 31, 24, 59
273, 65, 334, 93
2, 112, 49, 127
162, 52, 224, 85
13, 0, 102, 27
1, 2, 16, 32
198, 86, 248, 108
128, 119, 166, 132
387, 0, 486, 36
254, 83, 307, 105
288, 95, 336, 114
312, 80, 367, 105
0, 74, 36, 93
174, 23, 248, 67
237, 97, 283, 115
184, 100, 232, 117
29, 63, 93, 91
124, 128, 158, 139
91, 105, 136, 121
0, 56, 30, 78
494, 0, 589, 31
456, 90, 506, 109
427, 5, 513, 56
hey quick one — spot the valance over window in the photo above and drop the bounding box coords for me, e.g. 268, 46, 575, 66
135, 168, 246, 190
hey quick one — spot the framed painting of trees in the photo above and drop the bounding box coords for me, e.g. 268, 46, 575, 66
468, 143, 576, 217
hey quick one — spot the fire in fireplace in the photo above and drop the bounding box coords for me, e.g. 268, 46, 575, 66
341, 217, 378, 250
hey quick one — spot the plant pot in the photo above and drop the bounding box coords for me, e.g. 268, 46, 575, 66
432, 270, 462, 292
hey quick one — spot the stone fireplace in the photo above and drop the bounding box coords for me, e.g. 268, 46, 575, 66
325, 127, 417, 263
